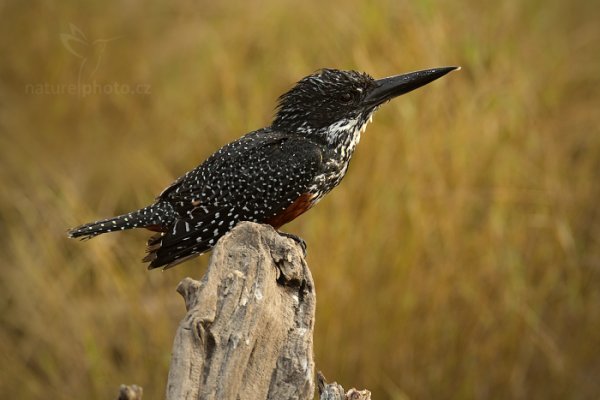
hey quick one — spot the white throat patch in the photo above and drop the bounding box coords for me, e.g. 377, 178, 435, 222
325, 113, 374, 158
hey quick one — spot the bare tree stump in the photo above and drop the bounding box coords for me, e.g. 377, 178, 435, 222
317, 372, 372, 400
166, 222, 316, 400
116, 384, 143, 400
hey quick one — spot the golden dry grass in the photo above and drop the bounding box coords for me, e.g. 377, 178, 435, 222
1, 0, 599, 398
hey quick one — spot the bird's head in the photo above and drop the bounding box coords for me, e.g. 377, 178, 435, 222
273, 67, 459, 146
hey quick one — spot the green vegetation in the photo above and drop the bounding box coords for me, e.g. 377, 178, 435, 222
1, 0, 599, 398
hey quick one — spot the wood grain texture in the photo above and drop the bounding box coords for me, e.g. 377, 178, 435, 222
166, 222, 315, 400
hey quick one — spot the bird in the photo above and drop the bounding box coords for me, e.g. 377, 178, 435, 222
68, 66, 459, 269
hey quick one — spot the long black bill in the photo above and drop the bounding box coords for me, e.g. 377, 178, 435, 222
364, 66, 459, 107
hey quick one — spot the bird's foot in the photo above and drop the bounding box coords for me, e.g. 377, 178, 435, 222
278, 232, 307, 256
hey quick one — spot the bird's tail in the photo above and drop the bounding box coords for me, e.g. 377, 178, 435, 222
68, 203, 176, 240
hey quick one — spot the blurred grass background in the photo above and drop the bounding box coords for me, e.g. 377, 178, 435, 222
1, 0, 599, 398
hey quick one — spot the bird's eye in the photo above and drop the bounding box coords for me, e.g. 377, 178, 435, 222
340, 92, 353, 103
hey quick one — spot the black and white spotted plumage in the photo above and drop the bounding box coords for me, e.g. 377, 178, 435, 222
68, 203, 177, 239
144, 130, 324, 268
69, 67, 458, 269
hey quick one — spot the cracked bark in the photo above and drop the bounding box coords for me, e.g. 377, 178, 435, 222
317, 372, 372, 400
160, 222, 372, 399
116, 384, 143, 400
165, 222, 315, 400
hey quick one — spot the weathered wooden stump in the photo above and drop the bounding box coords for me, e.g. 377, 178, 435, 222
116, 222, 371, 399
116, 384, 143, 400
166, 222, 315, 400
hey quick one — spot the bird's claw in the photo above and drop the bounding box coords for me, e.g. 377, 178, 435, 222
278, 232, 307, 256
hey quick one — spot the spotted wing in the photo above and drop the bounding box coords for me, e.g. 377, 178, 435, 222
145, 131, 324, 269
